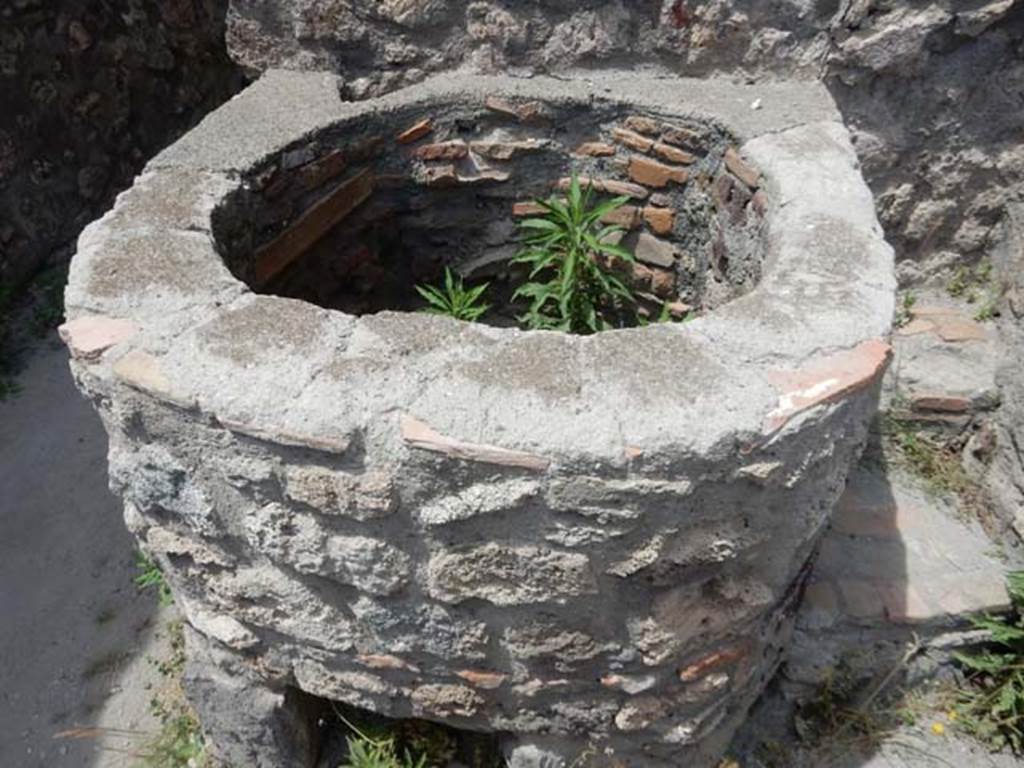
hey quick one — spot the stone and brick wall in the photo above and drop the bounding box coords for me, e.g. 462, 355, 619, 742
61, 72, 896, 767
223, 0, 1024, 287
0, 0, 244, 293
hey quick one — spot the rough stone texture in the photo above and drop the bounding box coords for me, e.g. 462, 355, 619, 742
0, 0, 245, 293
887, 296, 1000, 418
184, 624, 321, 768
64, 72, 894, 767
223, 0, 1024, 288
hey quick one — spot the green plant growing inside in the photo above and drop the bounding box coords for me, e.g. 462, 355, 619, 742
882, 416, 973, 497
135, 551, 174, 607
340, 734, 428, 768
415, 267, 490, 322
335, 710, 429, 768
954, 571, 1024, 752
512, 174, 638, 334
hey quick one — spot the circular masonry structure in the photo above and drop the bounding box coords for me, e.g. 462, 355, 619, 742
62, 72, 895, 768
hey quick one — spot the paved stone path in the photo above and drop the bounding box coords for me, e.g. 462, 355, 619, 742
886, 294, 1000, 431
801, 462, 1009, 631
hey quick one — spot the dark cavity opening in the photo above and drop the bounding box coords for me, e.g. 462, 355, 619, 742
212, 98, 769, 331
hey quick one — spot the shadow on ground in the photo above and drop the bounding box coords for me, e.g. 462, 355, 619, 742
732, 424, 1016, 768
0, 338, 169, 768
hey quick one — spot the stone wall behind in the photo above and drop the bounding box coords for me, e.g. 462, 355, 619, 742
0, 0, 245, 293
225, 0, 1024, 286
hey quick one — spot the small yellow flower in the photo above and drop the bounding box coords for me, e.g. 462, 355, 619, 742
931, 722, 946, 735
947, 710, 958, 721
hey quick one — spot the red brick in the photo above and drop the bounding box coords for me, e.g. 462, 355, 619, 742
485, 96, 544, 122
59, 316, 139, 361
895, 318, 936, 336
628, 156, 688, 188
650, 267, 675, 297
395, 118, 433, 144
513, 201, 547, 217
652, 142, 697, 165
358, 654, 420, 673
678, 645, 748, 682
601, 205, 640, 228
629, 262, 653, 291
400, 414, 550, 471
751, 188, 768, 217
724, 147, 760, 189
613, 127, 654, 152
661, 125, 703, 149
255, 168, 374, 286
555, 176, 649, 199
634, 232, 676, 267
911, 394, 972, 413
623, 115, 660, 135
457, 669, 507, 689
666, 301, 691, 318
642, 206, 675, 235
455, 168, 510, 185
574, 141, 616, 157
297, 149, 349, 191
420, 164, 459, 187
764, 339, 893, 434
933, 317, 988, 342
911, 305, 963, 319
413, 141, 468, 161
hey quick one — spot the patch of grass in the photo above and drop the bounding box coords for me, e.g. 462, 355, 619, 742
948, 261, 1000, 320
638, 302, 693, 327
974, 295, 999, 322
329, 705, 503, 768
947, 266, 971, 299
334, 709, 429, 768
135, 551, 174, 607
789, 639, 962, 764
881, 416, 973, 497
141, 621, 209, 768
953, 571, 1024, 753
880, 414, 998, 532
512, 174, 638, 334
752, 739, 794, 768
894, 291, 916, 328
415, 267, 490, 322
794, 659, 865, 745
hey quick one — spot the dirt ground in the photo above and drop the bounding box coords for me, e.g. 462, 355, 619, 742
0, 337, 171, 768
